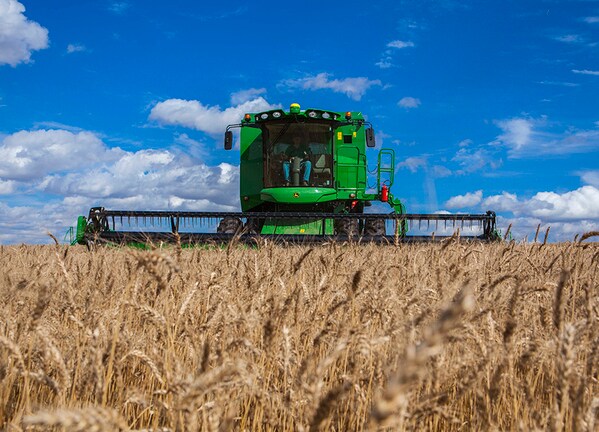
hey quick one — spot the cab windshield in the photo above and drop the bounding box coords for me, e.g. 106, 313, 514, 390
263, 122, 333, 188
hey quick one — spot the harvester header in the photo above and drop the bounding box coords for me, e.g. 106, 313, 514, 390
71, 103, 498, 246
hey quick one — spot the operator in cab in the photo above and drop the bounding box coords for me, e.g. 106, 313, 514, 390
282, 135, 312, 186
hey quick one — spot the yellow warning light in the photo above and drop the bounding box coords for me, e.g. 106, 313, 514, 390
244, 113, 251, 122
290, 103, 301, 114
345, 111, 352, 120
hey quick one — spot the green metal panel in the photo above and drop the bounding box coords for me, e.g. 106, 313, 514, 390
334, 125, 367, 194
260, 187, 337, 204
239, 127, 263, 211
261, 217, 334, 235
75, 216, 87, 245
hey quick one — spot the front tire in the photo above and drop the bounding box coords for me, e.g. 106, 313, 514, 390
217, 217, 243, 234
364, 219, 386, 236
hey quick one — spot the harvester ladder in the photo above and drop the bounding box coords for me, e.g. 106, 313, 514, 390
377, 148, 395, 191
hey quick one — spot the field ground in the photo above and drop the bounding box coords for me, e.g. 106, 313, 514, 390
0, 240, 597, 431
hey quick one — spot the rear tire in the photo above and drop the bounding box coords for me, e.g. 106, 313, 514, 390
217, 217, 243, 234
364, 219, 386, 236
335, 218, 359, 238
245, 218, 264, 234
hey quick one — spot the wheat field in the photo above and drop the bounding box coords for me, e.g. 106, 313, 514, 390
0, 239, 597, 431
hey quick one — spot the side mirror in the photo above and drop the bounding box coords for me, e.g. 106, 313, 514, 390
224, 131, 233, 150
366, 128, 376, 147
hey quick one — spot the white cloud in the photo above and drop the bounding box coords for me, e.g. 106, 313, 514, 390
108, 2, 130, 14
40, 150, 239, 209
149, 97, 278, 136
493, 215, 599, 242
441, 184, 599, 241
376, 40, 415, 69
452, 147, 501, 174
0, 179, 15, 194
397, 156, 427, 173
432, 165, 452, 178
572, 69, 599, 76
66, 43, 86, 54
583, 16, 599, 24
0, 127, 242, 244
279, 73, 381, 101
445, 190, 483, 209
173, 132, 208, 159
578, 170, 599, 188
0, 0, 49, 66
0, 129, 122, 180
375, 57, 393, 69
387, 40, 415, 49
494, 116, 599, 157
495, 118, 534, 151
398, 96, 421, 109
483, 186, 599, 221
554, 34, 583, 43
481, 192, 519, 213
537, 80, 579, 87
230, 88, 266, 105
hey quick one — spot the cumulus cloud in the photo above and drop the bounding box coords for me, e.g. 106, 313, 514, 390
0, 127, 242, 244
0, 129, 122, 180
445, 190, 483, 209
0, 0, 49, 66
0, 179, 15, 194
494, 116, 599, 157
387, 40, 415, 49
483, 186, 599, 221
279, 73, 381, 101
579, 170, 599, 187
149, 97, 278, 136
230, 88, 266, 105
398, 96, 421, 109
572, 69, 599, 76
40, 150, 239, 209
442, 186, 599, 241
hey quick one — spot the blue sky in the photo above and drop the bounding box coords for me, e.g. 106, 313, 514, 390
0, 0, 598, 243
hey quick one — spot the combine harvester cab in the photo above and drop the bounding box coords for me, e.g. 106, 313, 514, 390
73, 103, 498, 246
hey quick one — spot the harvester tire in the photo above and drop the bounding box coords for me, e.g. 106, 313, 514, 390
335, 218, 359, 238
217, 217, 243, 234
245, 218, 264, 234
364, 219, 386, 236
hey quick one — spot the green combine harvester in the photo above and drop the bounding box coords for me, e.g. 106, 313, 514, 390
72, 103, 497, 245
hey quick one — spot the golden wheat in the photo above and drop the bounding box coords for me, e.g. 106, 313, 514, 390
0, 241, 597, 431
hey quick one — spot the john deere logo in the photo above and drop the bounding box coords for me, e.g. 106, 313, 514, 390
293, 192, 300, 198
